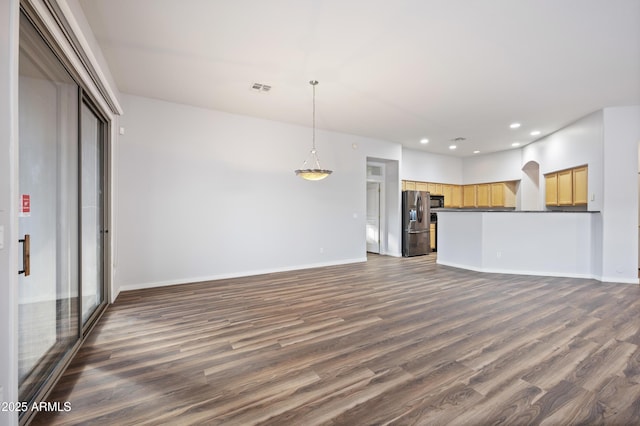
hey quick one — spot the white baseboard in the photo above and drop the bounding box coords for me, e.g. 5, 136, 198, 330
598, 275, 640, 285
436, 259, 639, 284
117, 257, 368, 293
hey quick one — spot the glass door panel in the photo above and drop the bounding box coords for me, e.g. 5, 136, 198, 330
80, 102, 105, 325
18, 14, 79, 403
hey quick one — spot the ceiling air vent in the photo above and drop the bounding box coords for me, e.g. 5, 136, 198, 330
251, 83, 272, 93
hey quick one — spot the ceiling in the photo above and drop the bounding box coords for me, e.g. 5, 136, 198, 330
78, 0, 640, 157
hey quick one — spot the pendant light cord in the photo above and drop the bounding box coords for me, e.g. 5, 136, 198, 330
311, 80, 317, 151
310, 80, 321, 169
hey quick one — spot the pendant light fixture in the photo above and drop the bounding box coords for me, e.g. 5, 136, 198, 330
295, 80, 333, 181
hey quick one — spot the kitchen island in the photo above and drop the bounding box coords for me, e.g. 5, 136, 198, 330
436, 210, 602, 279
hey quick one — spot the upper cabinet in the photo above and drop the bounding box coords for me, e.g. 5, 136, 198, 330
572, 166, 588, 205
402, 179, 517, 209
415, 181, 429, 192
476, 184, 490, 208
490, 182, 505, 207
462, 185, 477, 208
557, 169, 573, 206
544, 165, 588, 207
427, 182, 442, 195
442, 184, 462, 208
403, 181, 416, 191
465, 181, 516, 208
544, 173, 558, 206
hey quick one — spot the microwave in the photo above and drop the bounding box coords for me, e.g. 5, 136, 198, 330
430, 195, 444, 209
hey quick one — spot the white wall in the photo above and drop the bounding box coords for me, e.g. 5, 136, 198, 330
437, 212, 483, 269
462, 149, 522, 183
522, 111, 604, 212
384, 160, 402, 256
401, 147, 522, 186
114, 94, 401, 291
601, 106, 640, 283
401, 148, 463, 184
520, 160, 541, 211
437, 211, 599, 279
0, 1, 19, 424
481, 212, 596, 277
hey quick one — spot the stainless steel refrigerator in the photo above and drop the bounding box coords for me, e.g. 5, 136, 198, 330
402, 190, 431, 257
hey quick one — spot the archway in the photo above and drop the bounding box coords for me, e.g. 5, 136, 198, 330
521, 160, 541, 210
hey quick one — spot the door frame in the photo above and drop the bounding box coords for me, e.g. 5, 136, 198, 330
79, 91, 110, 335
367, 161, 386, 254
16, 5, 112, 424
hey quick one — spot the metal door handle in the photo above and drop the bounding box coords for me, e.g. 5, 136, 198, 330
19, 234, 30, 276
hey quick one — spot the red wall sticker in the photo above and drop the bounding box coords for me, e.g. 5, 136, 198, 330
20, 194, 31, 217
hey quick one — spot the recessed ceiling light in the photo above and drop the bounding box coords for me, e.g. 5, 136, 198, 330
530, 130, 541, 136
473, 150, 480, 154
420, 138, 429, 144
449, 145, 457, 150
510, 123, 521, 129
512, 142, 521, 147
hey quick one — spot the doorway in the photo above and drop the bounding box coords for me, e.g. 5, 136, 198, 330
367, 182, 381, 253
18, 12, 108, 419
366, 162, 386, 254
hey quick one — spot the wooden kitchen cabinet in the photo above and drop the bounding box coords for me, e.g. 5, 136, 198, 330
427, 182, 443, 195
430, 223, 436, 250
443, 184, 453, 206
545, 165, 588, 207
415, 181, 429, 192
557, 169, 573, 205
403, 180, 416, 191
545, 174, 558, 206
573, 166, 588, 205
490, 183, 504, 207
462, 185, 476, 208
451, 185, 463, 208
443, 184, 462, 208
504, 181, 517, 207
476, 184, 490, 207
490, 182, 517, 208
405, 180, 513, 209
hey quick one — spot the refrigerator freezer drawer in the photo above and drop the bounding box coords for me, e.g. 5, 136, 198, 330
403, 231, 430, 257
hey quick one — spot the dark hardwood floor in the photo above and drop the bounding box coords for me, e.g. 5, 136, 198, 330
33, 254, 640, 425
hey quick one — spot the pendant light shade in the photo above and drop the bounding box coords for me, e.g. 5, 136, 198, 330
295, 80, 333, 180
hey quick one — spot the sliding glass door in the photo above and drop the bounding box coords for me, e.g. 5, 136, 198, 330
80, 101, 106, 326
18, 11, 108, 416
18, 12, 80, 405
